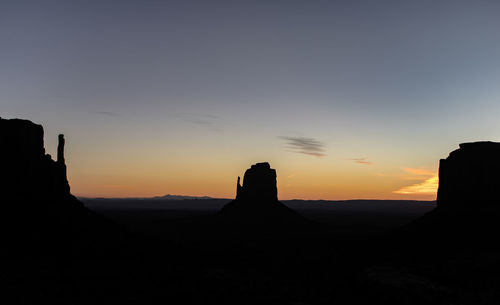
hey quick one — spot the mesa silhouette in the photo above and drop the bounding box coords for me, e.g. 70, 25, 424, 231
400, 141, 500, 248
0, 118, 71, 202
218, 162, 306, 226
0, 117, 127, 258
437, 141, 500, 209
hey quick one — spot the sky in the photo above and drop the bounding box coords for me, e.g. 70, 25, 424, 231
2, 0, 500, 200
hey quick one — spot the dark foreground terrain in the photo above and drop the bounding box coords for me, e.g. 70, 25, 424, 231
82, 198, 435, 238
8, 196, 500, 305
9, 197, 500, 305
6, 197, 441, 305
6, 198, 447, 305
75, 198, 499, 305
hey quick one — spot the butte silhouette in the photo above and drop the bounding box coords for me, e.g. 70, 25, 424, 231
401, 141, 500, 245
0, 117, 125, 257
437, 141, 500, 209
218, 162, 305, 226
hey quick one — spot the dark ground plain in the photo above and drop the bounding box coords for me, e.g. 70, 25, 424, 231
82, 198, 434, 239
7, 199, 500, 305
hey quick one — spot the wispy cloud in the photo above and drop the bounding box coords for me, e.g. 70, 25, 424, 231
183, 114, 218, 126
393, 167, 438, 195
349, 158, 373, 165
401, 167, 434, 176
393, 175, 439, 195
177, 113, 222, 131
280, 136, 326, 157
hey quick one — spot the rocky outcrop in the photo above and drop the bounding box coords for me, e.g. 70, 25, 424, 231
219, 162, 304, 226
398, 141, 500, 250
0, 117, 72, 202
393, 143, 500, 304
437, 141, 500, 209
0, 117, 126, 258
236, 162, 278, 201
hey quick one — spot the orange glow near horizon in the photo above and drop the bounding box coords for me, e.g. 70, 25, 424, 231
58, 127, 440, 202
393, 175, 439, 196
391, 167, 438, 200
68, 157, 438, 201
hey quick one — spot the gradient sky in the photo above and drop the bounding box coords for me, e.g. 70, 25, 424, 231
2, 0, 500, 200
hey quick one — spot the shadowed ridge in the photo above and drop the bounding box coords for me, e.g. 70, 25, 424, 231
361, 143, 500, 305
437, 141, 500, 209
0, 118, 70, 201
396, 141, 500, 249
218, 162, 306, 228
0, 117, 131, 258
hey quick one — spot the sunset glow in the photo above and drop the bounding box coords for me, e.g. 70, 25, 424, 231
393, 175, 439, 196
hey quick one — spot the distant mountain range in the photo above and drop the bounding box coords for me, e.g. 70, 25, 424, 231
151, 194, 217, 200
79, 194, 223, 200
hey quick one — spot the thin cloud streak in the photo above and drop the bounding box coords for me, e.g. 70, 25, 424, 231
402, 167, 434, 176
393, 167, 439, 195
280, 136, 326, 157
349, 158, 373, 165
177, 113, 223, 131
393, 174, 439, 195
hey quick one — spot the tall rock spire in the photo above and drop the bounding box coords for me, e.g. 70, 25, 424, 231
0, 118, 71, 199
236, 176, 242, 199
57, 134, 65, 163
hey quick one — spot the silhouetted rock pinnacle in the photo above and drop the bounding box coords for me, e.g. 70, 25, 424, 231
219, 162, 305, 226
0, 117, 126, 258
437, 141, 500, 209
0, 117, 71, 201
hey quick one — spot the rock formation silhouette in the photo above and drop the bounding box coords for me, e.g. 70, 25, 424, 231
0, 118, 72, 202
437, 141, 500, 209
0, 117, 126, 258
400, 141, 500, 249
235, 162, 278, 201
219, 162, 305, 226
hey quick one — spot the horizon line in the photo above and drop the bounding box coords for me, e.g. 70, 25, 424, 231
77, 195, 436, 202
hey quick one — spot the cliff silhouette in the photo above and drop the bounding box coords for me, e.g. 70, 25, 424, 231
218, 162, 305, 226
0, 117, 128, 258
356, 142, 500, 305
0, 118, 71, 201
437, 141, 500, 209
398, 141, 500, 249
